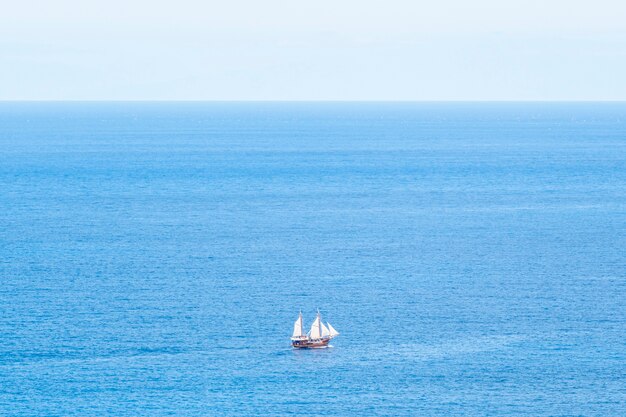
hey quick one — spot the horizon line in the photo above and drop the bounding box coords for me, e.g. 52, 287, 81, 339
1, 99, 626, 103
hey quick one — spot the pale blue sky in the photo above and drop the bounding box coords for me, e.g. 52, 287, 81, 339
1, 0, 626, 100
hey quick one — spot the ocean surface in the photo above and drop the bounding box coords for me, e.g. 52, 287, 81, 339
0, 102, 624, 416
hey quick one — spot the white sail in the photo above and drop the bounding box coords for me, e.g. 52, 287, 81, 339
309, 315, 321, 339
321, 322, 330, 337
327, 322, 339, 337
292, 314, 303, 338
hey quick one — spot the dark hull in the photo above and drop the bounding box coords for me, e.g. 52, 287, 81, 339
291, 338, 331, 349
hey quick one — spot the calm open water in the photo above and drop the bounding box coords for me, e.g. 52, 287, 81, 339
0, 102, 624, 416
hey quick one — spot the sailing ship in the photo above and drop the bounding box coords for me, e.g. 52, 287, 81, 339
291, 310, 339, 348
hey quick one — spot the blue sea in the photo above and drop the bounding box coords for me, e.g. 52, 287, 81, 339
0, 102, 624, 416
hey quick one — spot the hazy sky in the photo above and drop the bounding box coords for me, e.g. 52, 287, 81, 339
2, 0, 626, 100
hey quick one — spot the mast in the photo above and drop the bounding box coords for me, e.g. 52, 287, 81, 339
327, 322, 339, 337
317, 309, 321, 338
321, 322, 330, 337
292, 312, 305, 338
299, 311, 303, 337
309, 309, 322, 339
